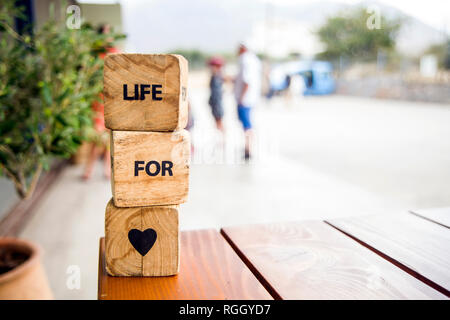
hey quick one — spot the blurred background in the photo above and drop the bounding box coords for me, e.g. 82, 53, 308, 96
0, 0, 449, 299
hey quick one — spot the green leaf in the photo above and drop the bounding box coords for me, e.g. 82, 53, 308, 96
41, 82, 53, 106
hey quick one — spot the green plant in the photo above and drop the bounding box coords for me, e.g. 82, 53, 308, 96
0, 1, 124, 198
316, 7, 401, 61
424, 39, 450, 70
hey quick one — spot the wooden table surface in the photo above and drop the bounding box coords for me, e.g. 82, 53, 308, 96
327, 213, 450, 296
222, 220, 446, 299
409, 207, 450, 229
98, 229, 272, 300
99, 211, 450, 300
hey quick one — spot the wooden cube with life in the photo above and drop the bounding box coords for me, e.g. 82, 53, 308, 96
111, 129, 190, 207
104, 53, 188, 132
105, 199, 180, 277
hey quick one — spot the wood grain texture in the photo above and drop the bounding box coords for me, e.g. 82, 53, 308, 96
409, 207, 450, 229
104, 54, 188, 131
98, 230, 273, 300
105, 199, 179, 276
141, 206, 179, 276
221, 221, 446, 300
111, 130, 190, 207
105, 200, 141, 276
327, 213, 450, 296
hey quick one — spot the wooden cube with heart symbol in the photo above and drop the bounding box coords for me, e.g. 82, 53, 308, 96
104, 53, 188, 131
111, 129, 190, 207
105, 199, 180, 276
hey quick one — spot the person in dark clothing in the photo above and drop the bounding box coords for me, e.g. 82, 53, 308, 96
208, 57, 225, 133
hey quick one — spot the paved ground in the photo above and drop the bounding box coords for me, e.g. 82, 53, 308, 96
18, 82, 450, 299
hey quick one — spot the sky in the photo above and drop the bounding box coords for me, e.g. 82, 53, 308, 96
79, 0, 450, 31
78, 0, 449, 55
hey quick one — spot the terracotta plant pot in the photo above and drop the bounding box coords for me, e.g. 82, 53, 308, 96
0, 237, 53, 300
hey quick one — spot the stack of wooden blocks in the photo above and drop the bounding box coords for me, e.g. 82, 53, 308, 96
103, 54, 189, 276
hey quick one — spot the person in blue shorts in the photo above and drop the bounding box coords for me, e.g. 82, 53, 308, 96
208, 57, 225, 133
234, 42, 261, 160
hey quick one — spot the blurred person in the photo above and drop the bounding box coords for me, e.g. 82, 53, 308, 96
234, 42, 261, 161
82, 96, 111, 180
286, 74, 306, 106
82, 24, 119, 180
290, 74, 306, 98
207, 57, 225, 133
261, 60, 272, 99
186, 101, 195, 155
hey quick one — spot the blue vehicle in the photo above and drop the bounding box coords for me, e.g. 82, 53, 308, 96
268, 60, 335, 97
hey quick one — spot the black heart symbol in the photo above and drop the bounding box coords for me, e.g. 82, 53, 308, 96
128, 228, 157, 256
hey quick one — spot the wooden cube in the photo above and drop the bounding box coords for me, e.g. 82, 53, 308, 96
105, 199, 180, 276
111, 130, 190, 207
104, 54, 188, 131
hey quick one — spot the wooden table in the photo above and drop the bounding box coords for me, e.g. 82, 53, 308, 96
98, 229, 272, 300
98, 210, 450, 300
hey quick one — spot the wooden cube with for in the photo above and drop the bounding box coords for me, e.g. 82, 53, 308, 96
111, 129, 190, 207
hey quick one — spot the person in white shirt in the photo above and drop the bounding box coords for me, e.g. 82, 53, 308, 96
234, 42, 261, 160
